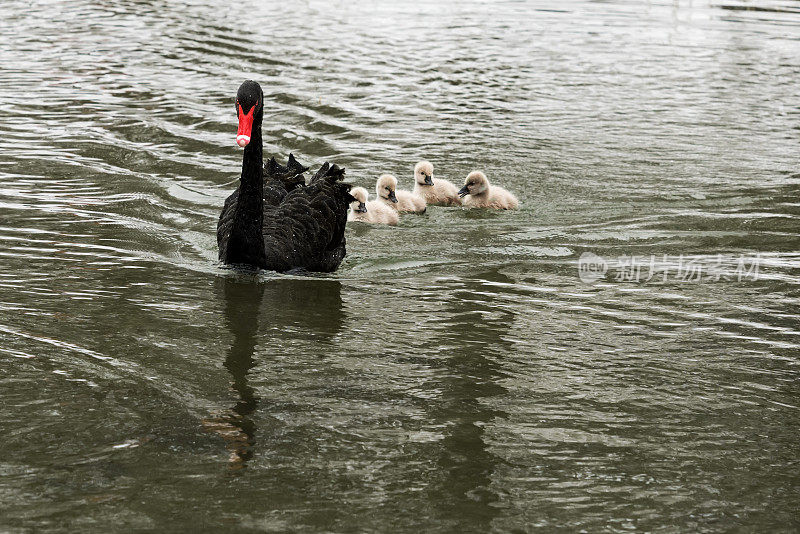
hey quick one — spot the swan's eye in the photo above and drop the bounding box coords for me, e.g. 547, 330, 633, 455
237, 99, 258, 112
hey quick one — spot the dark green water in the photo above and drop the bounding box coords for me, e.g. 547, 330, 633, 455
1, 0, 799, 532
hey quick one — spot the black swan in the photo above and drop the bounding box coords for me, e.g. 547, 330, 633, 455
217, 80, 353, 272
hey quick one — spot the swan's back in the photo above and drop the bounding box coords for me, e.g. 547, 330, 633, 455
262, 160, 352, 272
263, 154, 308, 206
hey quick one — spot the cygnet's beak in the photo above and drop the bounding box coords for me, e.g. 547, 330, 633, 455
355, 202, 367, 213
458, 185, 470, 198
424, 175, 433, 186
388, 191, 398, 203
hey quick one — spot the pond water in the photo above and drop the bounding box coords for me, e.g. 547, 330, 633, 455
1, 0, 798, 531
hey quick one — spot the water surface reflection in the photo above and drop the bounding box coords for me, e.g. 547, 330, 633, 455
205, 276, 345, 471
416, 272, 515, 530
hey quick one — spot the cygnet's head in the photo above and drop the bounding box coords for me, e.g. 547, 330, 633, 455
414, 161, 434, 186
350, 186, 368, 213
376, 174, 398, 203
458, 171, 489, 197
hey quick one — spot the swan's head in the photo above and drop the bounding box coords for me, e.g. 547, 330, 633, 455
376, 174, 398, 203
350, 187, 368, 213
458, 171, 489, 197
414, 161, 434, 186
235, 80, 263, 148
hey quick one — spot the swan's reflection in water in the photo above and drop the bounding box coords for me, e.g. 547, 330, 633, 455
204, 275, 344, 471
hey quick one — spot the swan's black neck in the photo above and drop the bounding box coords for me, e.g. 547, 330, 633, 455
228, 124, 267, 266
240, 125, 263, 197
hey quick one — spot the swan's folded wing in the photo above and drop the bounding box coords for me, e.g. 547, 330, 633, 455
263, 153, 308, 207
262, 162, 352, 272
307, 162, 351, 252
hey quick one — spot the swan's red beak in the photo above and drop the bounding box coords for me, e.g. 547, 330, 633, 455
236, 102, 256, 147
